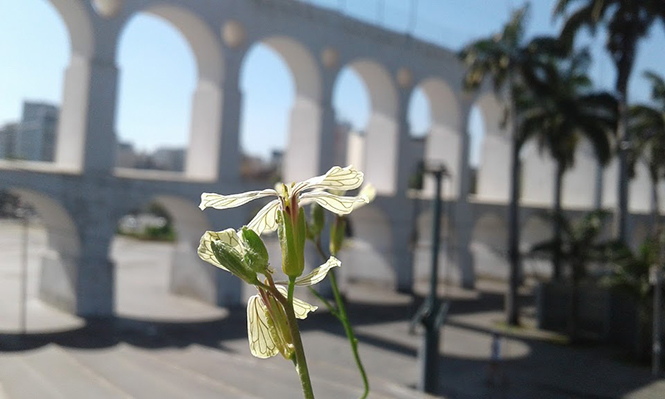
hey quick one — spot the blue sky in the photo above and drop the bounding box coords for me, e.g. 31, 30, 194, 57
1, 0, 664, 165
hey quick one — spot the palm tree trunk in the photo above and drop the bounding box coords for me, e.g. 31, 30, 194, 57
651, 177, 661, 234
506, 76, 521, 326
553, 162, 564, 280
615, 44, 635, 244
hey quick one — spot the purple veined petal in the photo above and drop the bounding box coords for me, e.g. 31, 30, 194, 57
292, 165, 364, 196
274, 286, 317, 319
247, 199, 280, 235
299, 191, 368, 215
247, 295, 279, 359
199, 188, 277, 210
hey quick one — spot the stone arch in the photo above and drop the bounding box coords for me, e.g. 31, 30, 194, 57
112, 194, 225, 320
118, 5, 225, 180
473, 92, 510, 202
253, 36, 322, 183
341, 59, 398, 195
416, 77, 462, 198
342, 204, 395, 286
9, 187, 80, 313
45, 0, 94, 170
471, 210, 509, 279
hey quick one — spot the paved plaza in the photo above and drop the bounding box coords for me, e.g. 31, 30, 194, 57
0, 219, 663, 398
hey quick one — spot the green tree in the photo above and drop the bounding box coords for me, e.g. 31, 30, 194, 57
603, 235, 663, 358
629, 71, 665, 232
459, 5, 566, 325
554, 0, 665, 243
531, 211, 611, 341
519, 50, 616, 279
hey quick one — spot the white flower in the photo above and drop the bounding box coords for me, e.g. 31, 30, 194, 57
199, 165, 369, 235
197, 227, 340, 359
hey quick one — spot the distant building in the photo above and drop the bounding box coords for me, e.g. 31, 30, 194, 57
116, 141, 137, 168
152, 147, 185, 172
0, 123, 18, 159
0, 101, 58, 162
15, 102, 58, 161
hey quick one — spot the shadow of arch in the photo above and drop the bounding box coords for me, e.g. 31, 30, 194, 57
520, 213, 554, 279
341, 59, 398, 195
417, 77, 462, 199
119, 4, 225, 180
10, 188, 80, 315
471, 211, 509, 280
342, 204, 395, 287
413, 206, 458, 283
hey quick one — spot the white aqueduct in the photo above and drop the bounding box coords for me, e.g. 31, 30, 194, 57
0, 0, 657, 317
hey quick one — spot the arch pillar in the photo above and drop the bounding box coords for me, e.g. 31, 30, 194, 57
69, 182, 117, 317
79, 59, 120, 174
454, 99, 475, 288
317, 71, 338, 174
391, 204, 414, 293
395, 88, 414, 195
216, 51, 243, 182
56, 54, 120, 174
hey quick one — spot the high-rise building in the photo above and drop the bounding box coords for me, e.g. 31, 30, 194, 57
5, 102, 59, 162
0, 123, 18, 159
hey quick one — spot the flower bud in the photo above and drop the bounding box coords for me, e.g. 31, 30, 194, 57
307, 203, 325, 240
263, 293, 295, 360
240, 226, 270, 274
329, 216, 346, 256
211, 240, 258, 285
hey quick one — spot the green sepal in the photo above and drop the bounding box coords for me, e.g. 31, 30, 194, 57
211, 241, 258, 285
329, 216, 346, 256
240, 226, 270, 274
278, 208, 306, 278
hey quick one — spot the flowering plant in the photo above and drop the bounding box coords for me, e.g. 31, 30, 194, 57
197, 166, 372, 399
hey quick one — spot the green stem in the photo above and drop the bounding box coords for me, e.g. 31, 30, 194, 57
308, 286, 340, 318
314, 239, 370, 399
265, 277, 315, 399
285, 278, 315, 399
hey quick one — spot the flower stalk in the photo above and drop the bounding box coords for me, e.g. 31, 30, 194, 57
197, 166, 371, 399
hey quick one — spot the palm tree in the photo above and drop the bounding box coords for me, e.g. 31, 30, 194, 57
603, 236, 663, 358
459, 5, 566, 325
629, 71, 665, 233
519, 50, 617, 279
531, 211, 611, 341
554, 0, 665, 244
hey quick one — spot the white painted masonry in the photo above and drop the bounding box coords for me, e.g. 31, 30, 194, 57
0, 0, 654, 317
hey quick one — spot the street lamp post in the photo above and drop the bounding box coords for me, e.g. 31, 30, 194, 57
411, 162, 450, 394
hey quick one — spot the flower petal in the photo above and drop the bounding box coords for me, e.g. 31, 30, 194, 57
247, 295, 279, 359
197, 229, 242, 271
275, 286, 318, 319
199, 189, 277, 210
354, 184, 376, 211
294, 256, 341, 286
299, 191, 368, 215
293, 165, 364, 195
247, 199, 280, 235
